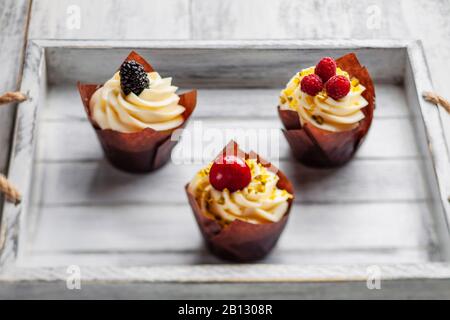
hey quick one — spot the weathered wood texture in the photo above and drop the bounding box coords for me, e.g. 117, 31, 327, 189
0, 0, 30, 203
0, 0, 449, 299
7, 42, 445, 276
2, 279, 450, 300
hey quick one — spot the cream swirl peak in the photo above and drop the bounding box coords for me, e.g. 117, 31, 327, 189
188, 159, 293, 224
89, 71, 185, 133
279, 66, 368, 132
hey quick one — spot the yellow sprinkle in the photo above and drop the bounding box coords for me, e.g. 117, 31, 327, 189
351, 78, 359, 87
289, 99, 298, 108
305, 95, 314, 105
317, 92, 327, 101
284, 87, 293, 96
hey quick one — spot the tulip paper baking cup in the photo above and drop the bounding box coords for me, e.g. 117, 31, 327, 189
78, 51, 197, 173
278, 53, 375, 168
185, 141, 295, 262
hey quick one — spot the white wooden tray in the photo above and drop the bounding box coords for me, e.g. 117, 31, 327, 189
0, 40, 449, 299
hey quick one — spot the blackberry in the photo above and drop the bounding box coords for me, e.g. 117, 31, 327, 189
119, 60, 150, 95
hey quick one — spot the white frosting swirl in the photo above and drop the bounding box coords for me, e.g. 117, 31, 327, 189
279, 67, 368, 132
90, 71, 185, 133
188, 159, 292, 224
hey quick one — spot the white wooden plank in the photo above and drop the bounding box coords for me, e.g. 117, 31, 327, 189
0, 41, 45, 268
0, 0, 30, 176
2, 278, 450, 299
42, 84, 410, 122
190, 0, 409, 40
29, 0, 191, 40
33, 158, 430, 206
42, 43, 405, 86
37, 117, 421, 163
24, 202, 431, 261
23, 248, 430, 268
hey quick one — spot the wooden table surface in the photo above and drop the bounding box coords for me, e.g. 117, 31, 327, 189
0, 0, 449, 298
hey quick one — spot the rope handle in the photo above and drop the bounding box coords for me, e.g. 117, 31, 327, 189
0, 91, 27, 105
0, 91, 27, 205
0, 174, 21, 205
423, 91, 450, 113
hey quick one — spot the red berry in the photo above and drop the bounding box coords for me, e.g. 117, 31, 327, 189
315, 57, 337, 82
300, 74, 323, 96
325, 75, 351, 100
209, 155, 251, 192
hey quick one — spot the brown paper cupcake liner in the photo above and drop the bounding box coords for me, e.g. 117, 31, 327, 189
278, 53, 375, 168
78, 51, 197, 173
185, 141, 295, 262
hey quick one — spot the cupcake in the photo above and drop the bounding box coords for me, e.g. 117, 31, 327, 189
186, 141, 294, 262
278, 53, 375, 167
78, 51, 197, 173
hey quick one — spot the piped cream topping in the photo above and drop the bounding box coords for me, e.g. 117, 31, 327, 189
89, 71, 185, 133
188, 159, 293, 225
279, 67, 368, 132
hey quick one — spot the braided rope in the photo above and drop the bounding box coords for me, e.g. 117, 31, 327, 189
423, 91, 450, 113
0, 174, 21, 205
0, 91, 27, 105
0, 91, 26, 205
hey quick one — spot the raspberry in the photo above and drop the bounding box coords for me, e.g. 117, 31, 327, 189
325, 75, 351, 100
300, 74, 323, 96
209, 155, 251, 192
119, 60, 150, 96
315, 57, 337, 82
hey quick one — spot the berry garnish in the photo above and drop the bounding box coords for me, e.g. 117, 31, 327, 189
325, 75, 351, 100
315, 57, 337, 82
209, 155, 251, 192
119, 60, 150, 96
300, 74, 323, 96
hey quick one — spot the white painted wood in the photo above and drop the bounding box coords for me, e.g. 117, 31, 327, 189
0, 41, 45, 267
2, 39, 449, 299
2, 278, 450, 299
28, 0, 191, 40
31, 159, 429, 206
0, 0, 30, 216
3, 263, 450, 283
42, 42, 405, 86
22, 202, 433, 267
24, 248, 431, 268
0, 0, 446, 299
37, 117, 421, 162
404, 41, 450, 259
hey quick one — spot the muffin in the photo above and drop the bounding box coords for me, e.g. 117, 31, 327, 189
278, 53, 375, 167
186, 141, 294, 262
78, 51, 197, 173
